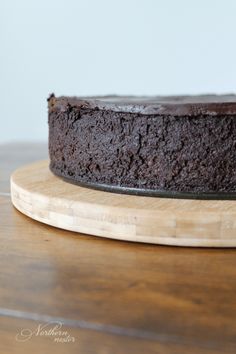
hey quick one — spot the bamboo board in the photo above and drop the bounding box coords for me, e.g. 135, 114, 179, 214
10, 160, 236, 247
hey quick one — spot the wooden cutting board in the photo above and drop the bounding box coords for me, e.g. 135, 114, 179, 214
10, 160, 236, 247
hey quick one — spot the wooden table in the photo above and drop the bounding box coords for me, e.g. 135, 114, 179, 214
1, 143, 236, 354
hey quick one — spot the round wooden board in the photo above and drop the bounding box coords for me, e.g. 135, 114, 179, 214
10, 160, 236, 247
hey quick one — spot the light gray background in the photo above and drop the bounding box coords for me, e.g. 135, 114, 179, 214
1, 0, 236, 143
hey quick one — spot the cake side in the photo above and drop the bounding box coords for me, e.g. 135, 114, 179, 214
48, 95, 236, 194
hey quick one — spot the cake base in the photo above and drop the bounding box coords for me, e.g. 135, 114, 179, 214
10, 160, 236, 247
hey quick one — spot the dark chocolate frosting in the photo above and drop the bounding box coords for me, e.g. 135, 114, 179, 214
48, 94, 236, 116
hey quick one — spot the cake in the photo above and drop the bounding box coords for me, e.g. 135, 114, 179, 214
48, 94, 236, 198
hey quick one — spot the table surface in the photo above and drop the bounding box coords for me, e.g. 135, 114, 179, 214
1, 143, 236, 354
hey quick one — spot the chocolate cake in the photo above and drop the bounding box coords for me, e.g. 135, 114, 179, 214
48, 94, 236, 198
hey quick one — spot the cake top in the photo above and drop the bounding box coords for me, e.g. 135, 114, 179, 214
48, 94, 236, 116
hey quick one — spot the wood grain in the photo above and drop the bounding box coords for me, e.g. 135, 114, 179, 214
0, 316, 222, 354
11, 159, 236, 247
2, 196, 236, 352
2, 143, 236, 353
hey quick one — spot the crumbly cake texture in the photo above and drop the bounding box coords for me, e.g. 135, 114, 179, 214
48, 94, 236, 194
